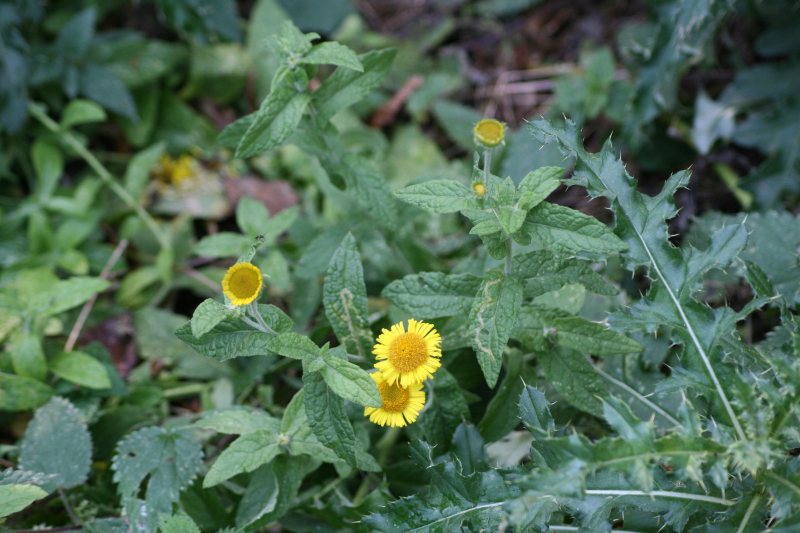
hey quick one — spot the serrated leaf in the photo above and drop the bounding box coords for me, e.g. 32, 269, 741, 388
299, 41, 363, 71
519, 385, 555, 436
522, 202, 627, 257
513, 250, 618, 297
538, 346, 607, 417
0, 484, 48, 518
235, 85, 311, 159
20, 397, 92, 489
303, 371, 357, 467
323, 233, 373, 360
469, 269, 523, 388
159, 511, 201, 533
204, 430, 281, 487
451, 423, 490, 475
394, 179, 483, 214
417, 366, 470, 450
496, 206, 527, 235
176, 304, 293, 361
318, 356, 382, 407
267, 332, 321, 361
112, 426, 204, 516
516, 166, 564, 211
382, 272, 483, 319
552, 317, 642, 356
190, 299, 236, 338
312, 48, 396, 123
50, 351, 112, 389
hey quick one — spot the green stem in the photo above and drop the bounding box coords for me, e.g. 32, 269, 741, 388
248, 302, 277, 335
377, 426, 402, 466
736, 495, 761, 533
351, 475, 373, 506
483, 149, 492, 198
505, 238, 513, 275
27, 103, 172, 252
58, 487, 80, 525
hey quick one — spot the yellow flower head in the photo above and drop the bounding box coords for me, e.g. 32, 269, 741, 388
364, 372, 425, 427
221, 262, 263, 306
155, 154, 196, 185
473, 119, 506, 148
473, 182, 486, 197
373, 319, 442, 387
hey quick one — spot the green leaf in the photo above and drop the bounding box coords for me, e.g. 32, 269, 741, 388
20, 397, 92, 489
478, 352, 527, 442
235, 85, 312, 159
450, 423, 490, 475
469, 269, 523, 388
32, 140, 64, 200
218, 114, 254, 148
516, 166, 564, 211
123, 142, 165, 199
28, 276, 110, 317
261, 205, 299, 245
323, 233, 373, 360
299, 42, 363, 71
9, 332, 47, 381
0, 372, 54, 411
521, 202, 627, 257
417, 367, 471, 450
267, 333, 321, 361
50, 351, 112, 389
551, 317, 642, 356
196, 407, 281, 435
537, 346, 607, 417
496, 206, 527, 235
513, 250, 618, 298
382, 272, 483, 319
159, 511, 201, 533
56, 8, 96, 59
177, 304, 293, 361
469, 219, 503, 235
394, 179, 482, 214
303, 371, 357, 467
79, 64, 138, 120
61, 99, 107, 129
235, 464, 278, 527
236, 197, 270, 239
603, 396, 654, 448
341, 153, 399, 229
194, 232, 252, 258
519, 385, 554, 436
243, 456, 316, 528
0, 484, 48, 518
312, 48, 397, 123
204, 430, 281, 487
190, 299, 236, 338
363, 441, 519, 533
112, 426, 204, 517
530, 117, 749, 438
318, 355, 382, 408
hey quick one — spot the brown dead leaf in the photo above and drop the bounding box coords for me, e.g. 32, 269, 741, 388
225, 176, 299, 216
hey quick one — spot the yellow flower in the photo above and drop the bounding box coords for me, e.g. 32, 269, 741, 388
221, 262, 263, 306
364, 372, 425, 427
473, 182, 486, 197
373, 319, 442, 387
155, 154, 196, 185
473, 119, 506, 148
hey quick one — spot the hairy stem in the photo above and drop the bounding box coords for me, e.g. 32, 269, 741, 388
248, 302, 277, 335
483, 149, 492, 197
58, 487, 80, 525
505, 238, 513, 275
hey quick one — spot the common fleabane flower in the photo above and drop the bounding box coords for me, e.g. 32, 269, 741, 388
221, 262, 263, 306
373, 319, 441, 387
364, 372, 425, 427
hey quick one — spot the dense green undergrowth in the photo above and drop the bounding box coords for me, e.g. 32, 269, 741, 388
2, 0, 800, 532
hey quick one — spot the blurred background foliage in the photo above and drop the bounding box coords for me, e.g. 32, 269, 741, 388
2, 0, 800, 530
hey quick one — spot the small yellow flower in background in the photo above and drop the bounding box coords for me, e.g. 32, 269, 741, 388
473, 182, 486, 197
222, 262, 263, 306
364, 372, 425, 427
373, 319, 442, 387
473, 119, 506, 148
155, 154, 197, 185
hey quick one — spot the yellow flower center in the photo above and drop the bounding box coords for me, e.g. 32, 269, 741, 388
378, 381, 411, 413
387, 332, 429, 372
473, 183, 486, 196
227, 266, 261, 300
474, 119, 505, 147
